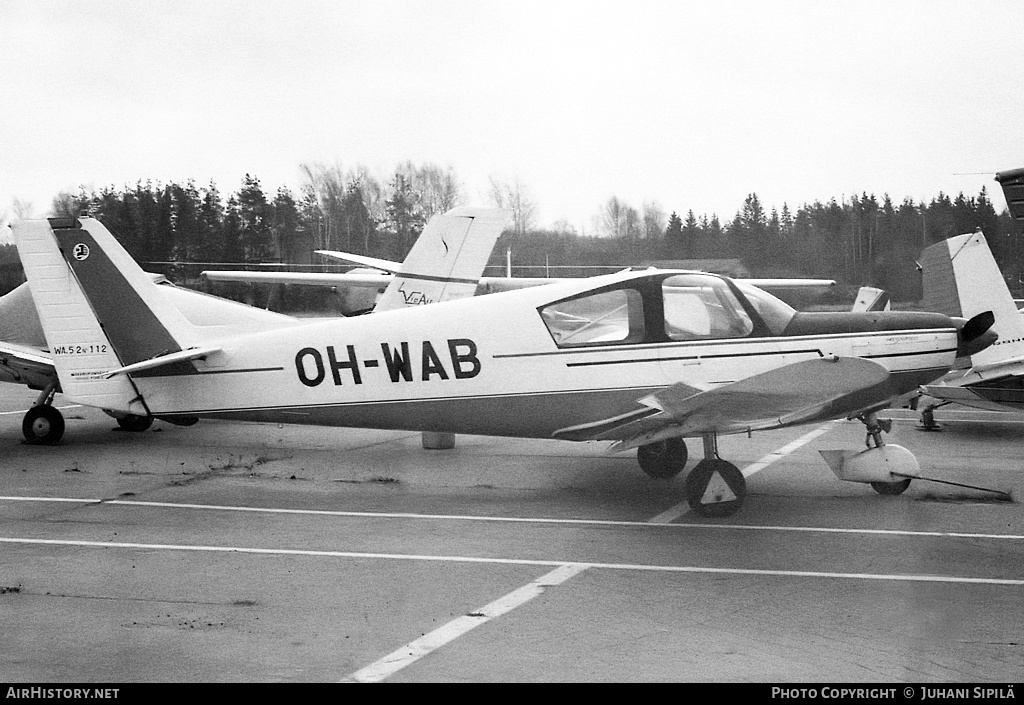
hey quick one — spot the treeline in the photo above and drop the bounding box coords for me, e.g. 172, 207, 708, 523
49, 161, 470, 267
496, 190, 1016, 300
17, 164, 1021, 302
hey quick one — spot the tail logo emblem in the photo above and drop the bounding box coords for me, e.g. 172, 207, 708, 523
72, 243, 90, 261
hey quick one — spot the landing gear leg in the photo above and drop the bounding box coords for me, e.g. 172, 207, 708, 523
915, 402, 946, 432
22, 381, 65, 445
859, 411, 912, 496
685, 432, 746, 517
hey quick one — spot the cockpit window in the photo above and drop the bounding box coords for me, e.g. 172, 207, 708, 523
731, 281, 797, 335
541, 288, 645, 347
662, 274, 753, 340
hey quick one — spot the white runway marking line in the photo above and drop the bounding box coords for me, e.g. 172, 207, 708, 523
341, 563, 588, 683
3, 495, 1022, 540
647, 420, 841, 524
2, 537, 1023, 586
0, 404, 81, 417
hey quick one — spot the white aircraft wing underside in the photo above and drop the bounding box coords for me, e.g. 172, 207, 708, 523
0, 341, 56, 389
554, 357, 891, 449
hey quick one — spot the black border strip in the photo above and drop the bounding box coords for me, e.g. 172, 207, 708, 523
567, 349, 826, 367
494, 328, 956, 360
196, 367, 284, 375
394, 271, 479, 285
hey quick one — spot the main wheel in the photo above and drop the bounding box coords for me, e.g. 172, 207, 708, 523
871, 479, 912, 495
685, 458, 746, 517
637, 438, 688, 479
22, 405, 65, 445
117, 414, 153, 432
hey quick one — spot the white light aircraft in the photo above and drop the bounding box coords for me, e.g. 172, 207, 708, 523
12, 216, 992, 517
1, 207, 510, 444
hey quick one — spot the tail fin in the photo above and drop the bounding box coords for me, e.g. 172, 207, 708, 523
996, 168, 1024, 235
851, 286, 890, 312
374, 207, 510, 312
12, 217, 205, 414
920, 231, 1024, 368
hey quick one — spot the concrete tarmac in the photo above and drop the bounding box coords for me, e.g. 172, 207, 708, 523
1, 386, 1022, 682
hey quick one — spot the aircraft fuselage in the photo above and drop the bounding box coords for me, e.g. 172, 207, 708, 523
121, 272, 959, 439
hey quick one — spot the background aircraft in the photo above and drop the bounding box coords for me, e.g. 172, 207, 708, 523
914, 230, 1024, 426
904, 167, 1024, 428
12, 216, 992, 517
0, 207, 509, 444
203, 249, 838, 310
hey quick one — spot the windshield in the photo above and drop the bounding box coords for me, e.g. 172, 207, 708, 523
732, 281, 797, 335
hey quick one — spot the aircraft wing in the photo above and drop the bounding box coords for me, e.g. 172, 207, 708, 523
202, 268, 833, 301
553, 357, 890, 450
917, 382, 1022, 412
0, 341, 57, 389
201, 270, 393, 288
201, 269, 561, 294
741, 278, 836, 297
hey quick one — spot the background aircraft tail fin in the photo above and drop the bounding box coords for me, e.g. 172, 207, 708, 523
374, 207, 510, 312
851, 286, 890, 312
920, 231, 1024, 368
996, 168, 1024, 235
12, 217, 205, 414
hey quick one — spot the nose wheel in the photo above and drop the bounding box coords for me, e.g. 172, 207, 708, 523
860, 411, 914, 496
636, 433, 747, 517
685, 434, 746, 517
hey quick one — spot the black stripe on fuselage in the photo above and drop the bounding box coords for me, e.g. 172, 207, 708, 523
861, 348, 957, 360
566, 348, 826, 367
394, 271, 479, 285
494, 329, 957, 360
195, 366, 285, 375
564, 346, 956, 368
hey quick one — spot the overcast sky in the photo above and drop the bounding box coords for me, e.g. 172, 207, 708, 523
2, 0, 1022, 239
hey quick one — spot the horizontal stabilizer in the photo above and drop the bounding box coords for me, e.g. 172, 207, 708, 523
316, 250, 400, 272
104, 345, 222, 378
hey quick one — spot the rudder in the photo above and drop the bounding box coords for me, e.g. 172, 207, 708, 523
13, 217, 203, 414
